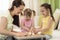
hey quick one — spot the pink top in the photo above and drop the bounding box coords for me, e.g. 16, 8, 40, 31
21, 18, 34, 32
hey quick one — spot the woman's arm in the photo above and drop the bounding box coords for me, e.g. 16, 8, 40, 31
0, 17, 27, 37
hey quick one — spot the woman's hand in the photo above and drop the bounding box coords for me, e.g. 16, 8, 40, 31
15, 32, 28, 37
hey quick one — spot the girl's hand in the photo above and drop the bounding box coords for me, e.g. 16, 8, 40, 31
33, 28, 40, 34
21, 27, 30, 32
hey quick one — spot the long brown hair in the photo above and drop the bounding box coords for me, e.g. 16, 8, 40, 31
41, 3, 55, 21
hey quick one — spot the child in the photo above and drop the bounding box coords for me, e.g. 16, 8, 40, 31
20, 8, 34, 33
34, 3, 55, 40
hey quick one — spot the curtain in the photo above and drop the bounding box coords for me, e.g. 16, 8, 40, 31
38, 0, 60, 12
0, 0, 60, 14
23, 0, 60, 15
23, 0, 39, 16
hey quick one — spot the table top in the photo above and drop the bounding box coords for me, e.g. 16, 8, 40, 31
14, 34, 44, 40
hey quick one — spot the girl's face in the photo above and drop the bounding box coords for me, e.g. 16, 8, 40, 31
40, 7, 49, 17
25, 16, 31, 20
14, 5, 25, 15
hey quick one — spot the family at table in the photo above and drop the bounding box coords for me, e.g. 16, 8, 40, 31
0, 0, 56, 40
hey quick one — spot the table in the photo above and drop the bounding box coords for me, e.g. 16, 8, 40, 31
14, 35, 45, 40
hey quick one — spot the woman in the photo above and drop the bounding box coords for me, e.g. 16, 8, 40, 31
0, 0, 27, 40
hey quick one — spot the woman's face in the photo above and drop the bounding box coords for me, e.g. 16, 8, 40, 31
14, 5, 25, 15
40, 7, 49, 17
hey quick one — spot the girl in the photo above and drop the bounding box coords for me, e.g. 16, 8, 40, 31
20, 8, 34, 33
34, 3, 55, 40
